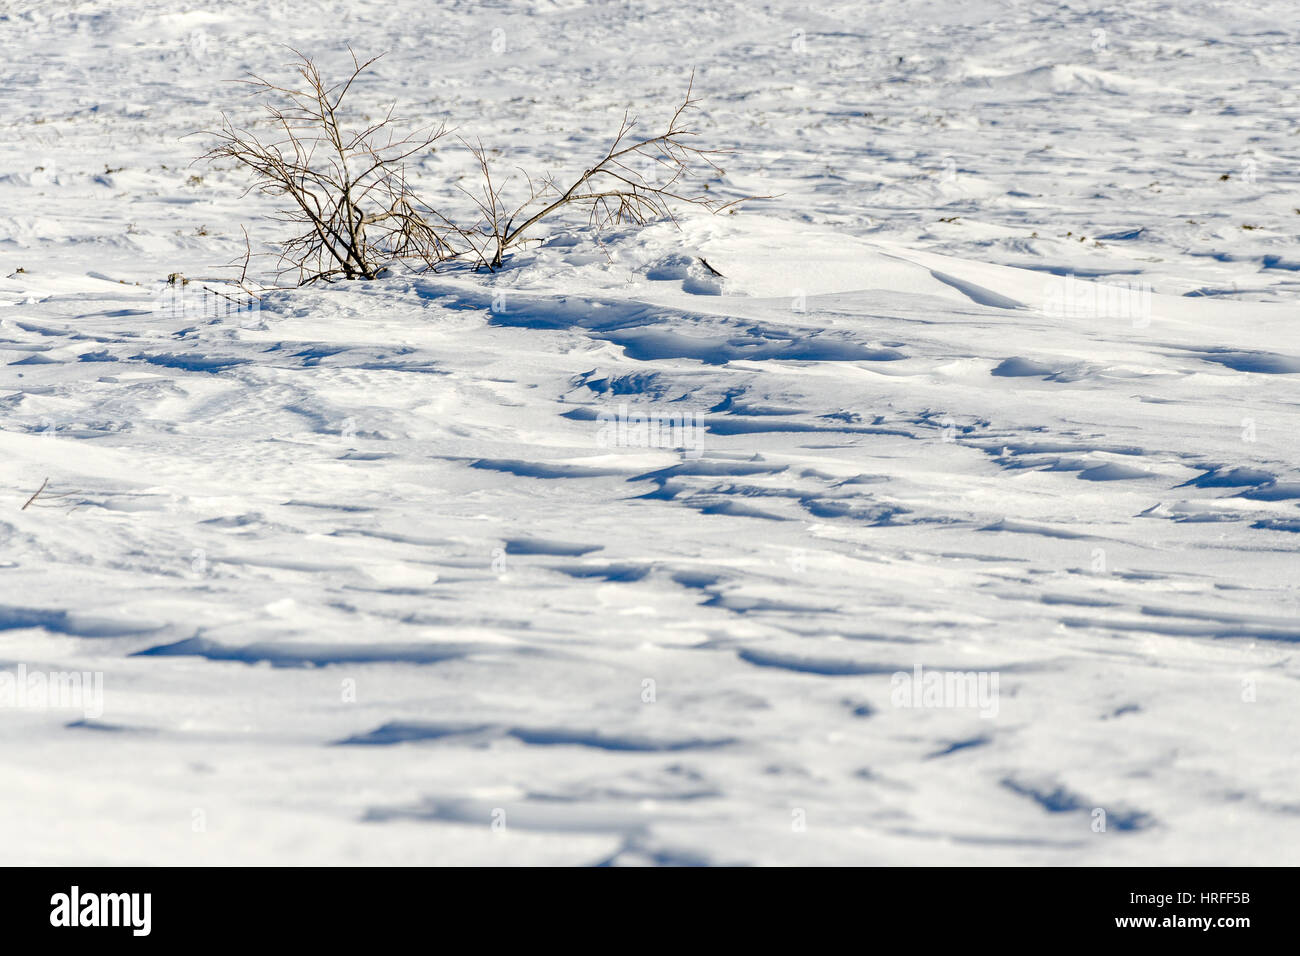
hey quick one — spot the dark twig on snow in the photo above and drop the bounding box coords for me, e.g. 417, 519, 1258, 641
21, 477, 49, 511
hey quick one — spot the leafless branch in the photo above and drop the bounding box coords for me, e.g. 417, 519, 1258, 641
465, 70, 765, 270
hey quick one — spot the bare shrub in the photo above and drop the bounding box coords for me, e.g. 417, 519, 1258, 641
201, 50, 753, 284
201, 49, 464, 283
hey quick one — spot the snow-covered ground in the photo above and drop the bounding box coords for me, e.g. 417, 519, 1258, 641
2, 0, 1298, 864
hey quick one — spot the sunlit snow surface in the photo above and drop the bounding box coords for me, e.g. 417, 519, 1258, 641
1, 0, 1298, 864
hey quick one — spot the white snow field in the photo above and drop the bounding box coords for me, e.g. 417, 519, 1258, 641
1, 0, 1299, 865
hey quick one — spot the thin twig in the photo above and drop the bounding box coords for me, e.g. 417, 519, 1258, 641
21, 477, 48, 511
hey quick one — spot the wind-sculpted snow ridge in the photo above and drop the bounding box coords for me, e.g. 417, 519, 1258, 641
2, 0, 1299, 865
